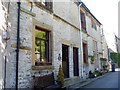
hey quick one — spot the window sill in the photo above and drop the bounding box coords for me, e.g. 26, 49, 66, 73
32, 65, 54, 71
35, 62, 52, 66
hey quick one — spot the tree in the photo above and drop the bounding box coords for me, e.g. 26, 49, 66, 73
110, 52, 120, 67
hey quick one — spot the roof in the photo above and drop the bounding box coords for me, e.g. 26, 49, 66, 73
80, 2, 102, 25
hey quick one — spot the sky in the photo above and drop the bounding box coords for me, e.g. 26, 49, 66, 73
82, 0, 119, 52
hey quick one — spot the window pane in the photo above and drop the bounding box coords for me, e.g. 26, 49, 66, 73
41, 40, 46, 62
35, 30, 46, 39
35, 39, 41, 62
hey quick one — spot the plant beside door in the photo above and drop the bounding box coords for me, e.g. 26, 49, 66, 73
57, 65, 64, 87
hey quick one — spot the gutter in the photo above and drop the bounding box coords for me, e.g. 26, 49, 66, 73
78, 1, 83, 78
16, 1, 21, 89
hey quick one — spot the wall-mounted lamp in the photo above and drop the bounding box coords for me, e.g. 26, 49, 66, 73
2, 31, 10, 41
58, 53, 61, 61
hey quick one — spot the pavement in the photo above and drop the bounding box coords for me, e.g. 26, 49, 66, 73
63, 71, 112, 90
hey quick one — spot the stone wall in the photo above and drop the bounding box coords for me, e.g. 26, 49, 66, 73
3, 1, 82, 88
0, 1, 10, 89
53, 14, 80, 78
1, 2, 34, 88
53, 1, 79, 29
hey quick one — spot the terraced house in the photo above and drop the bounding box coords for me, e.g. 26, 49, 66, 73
0, 0, 108, 89
80, 2, 108, 77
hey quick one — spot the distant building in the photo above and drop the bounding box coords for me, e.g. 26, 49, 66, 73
115, 35, 120, 53
118, 2, 120, 53
108, 48, 115, 61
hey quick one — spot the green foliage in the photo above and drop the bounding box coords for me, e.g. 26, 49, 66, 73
93, 69, 101, 77
57, 65, 64, 87
35, 30, 46, 39
89, 55, 95, 64
110, 52, 120, 66
35, 30, 46, 61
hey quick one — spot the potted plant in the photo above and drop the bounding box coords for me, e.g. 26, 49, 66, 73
57, 64, 64, 87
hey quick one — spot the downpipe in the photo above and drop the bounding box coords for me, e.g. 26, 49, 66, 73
16, 1, 21, 90
78, 2, 83, 78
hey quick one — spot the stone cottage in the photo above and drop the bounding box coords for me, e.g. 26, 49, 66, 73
80, 2, 108, 77
0, 0, 84, 88
0, 0, 108, 89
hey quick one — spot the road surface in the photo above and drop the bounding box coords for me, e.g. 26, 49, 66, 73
80, 71, 119, 89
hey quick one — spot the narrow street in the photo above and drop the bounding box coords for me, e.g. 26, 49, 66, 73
79, 71, 119, 89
